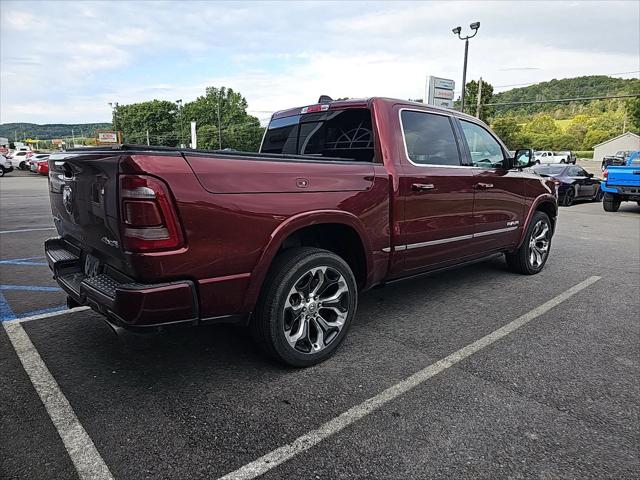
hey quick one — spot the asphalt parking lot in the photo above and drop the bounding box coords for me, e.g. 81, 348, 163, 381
1, 169, 639, 479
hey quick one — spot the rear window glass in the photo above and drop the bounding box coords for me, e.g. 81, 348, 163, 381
532, 165, 566, 175
400, 110, 460, 166
261, 108, 374, 162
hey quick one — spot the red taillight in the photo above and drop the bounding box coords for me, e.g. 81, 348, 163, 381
119, 175, 183, 252
603, 169, 608, 180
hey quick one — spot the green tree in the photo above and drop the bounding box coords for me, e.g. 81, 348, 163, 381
582, 129, 610, 149
523, 114, 560, 137
183, 86, 263, 151
490, 117, 521, 149
113, 100, 179, 146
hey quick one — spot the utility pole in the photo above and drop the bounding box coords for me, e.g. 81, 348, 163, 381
72, 128, 76, 148
176, 99, 184, 147
216, 90, 222, 149
476, 77, 483, 118
452, 22, 480, 114
146, 130, 150, 146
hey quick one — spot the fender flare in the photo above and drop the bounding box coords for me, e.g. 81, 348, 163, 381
516, 194, 557, 248
241, 210, 374, 312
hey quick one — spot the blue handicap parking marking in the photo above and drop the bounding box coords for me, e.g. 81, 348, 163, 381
0, 256, 48, 266
0, 284, 65, 322
0, 285, 62, 292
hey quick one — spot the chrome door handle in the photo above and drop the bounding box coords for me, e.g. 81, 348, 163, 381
475, 183, 494, 189
412, 183, 435, 191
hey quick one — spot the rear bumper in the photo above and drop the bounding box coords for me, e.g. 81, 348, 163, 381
601, 182, 640, 198
45, 238, 243, 330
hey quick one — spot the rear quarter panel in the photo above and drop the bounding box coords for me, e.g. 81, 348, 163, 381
124, 154, 390, 318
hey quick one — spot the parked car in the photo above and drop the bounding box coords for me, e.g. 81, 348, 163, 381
0, 154, 13, 177
10, 150, 33, 170
45, 97, 557, 366
532, 164, 602, 206
36, 159, 49, 175
601, 151, 640, 211
601, 150, 634, 171
29, 154, 51, 172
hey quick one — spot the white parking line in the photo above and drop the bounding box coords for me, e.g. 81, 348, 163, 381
3, 321, 114, 480
4, 306, 91, 325
0, 226, 56, 234
218, 275, 601, 480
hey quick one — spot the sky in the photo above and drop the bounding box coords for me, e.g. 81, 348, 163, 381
1, 0, 639, 125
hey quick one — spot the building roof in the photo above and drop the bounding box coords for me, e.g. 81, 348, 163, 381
593, 131, 640, 149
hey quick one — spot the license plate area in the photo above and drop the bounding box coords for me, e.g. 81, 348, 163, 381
83, 253, 101, 277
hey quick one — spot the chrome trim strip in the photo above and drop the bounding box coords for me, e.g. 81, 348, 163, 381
385, 226, 519, 252
473, 226, 518, 237
405, 234, 473, 250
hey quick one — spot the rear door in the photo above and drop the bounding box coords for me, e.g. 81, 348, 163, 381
395, 108, 476, 274
456, 118, 524, 252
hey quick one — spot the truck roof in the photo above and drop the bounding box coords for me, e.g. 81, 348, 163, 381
271, 97, 479, 123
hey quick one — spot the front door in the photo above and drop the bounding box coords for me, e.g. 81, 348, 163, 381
567, 165, 597, 198
456, 119, 525, 253
395, 108, 476, 274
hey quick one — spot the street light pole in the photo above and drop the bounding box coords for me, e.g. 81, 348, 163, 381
452, 22, 480, 114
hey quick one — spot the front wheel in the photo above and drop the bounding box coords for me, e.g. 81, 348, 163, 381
251, 247, 357, 367
603, 192, 621, 212
0, 167, 5, 177
505, 211, 552, 275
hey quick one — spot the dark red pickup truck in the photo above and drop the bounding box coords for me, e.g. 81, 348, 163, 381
46, 97, 557, 366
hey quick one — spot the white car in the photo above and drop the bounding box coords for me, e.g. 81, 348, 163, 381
10, 150, 33, 170
1, 154, 13, 176
534, 151, 556, 164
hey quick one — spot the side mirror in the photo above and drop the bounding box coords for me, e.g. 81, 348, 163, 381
587, 173, 594, 178
512, 148, 534, 168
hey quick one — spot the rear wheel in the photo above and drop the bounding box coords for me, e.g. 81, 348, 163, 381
19, 161, 26, 170
603, 193, 621, 212
0, 167, 5, 177
251, 247, 357, 367
505, 211, 552, 275
561, 186, 576, 207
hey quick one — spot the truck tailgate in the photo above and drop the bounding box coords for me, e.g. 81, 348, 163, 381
48, 152, 126, 266
606, 166, 640, 187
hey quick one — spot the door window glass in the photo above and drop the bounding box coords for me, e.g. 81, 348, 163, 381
400, 111, 461, 166
459, 121, 505, 168
568, 166, 585, 176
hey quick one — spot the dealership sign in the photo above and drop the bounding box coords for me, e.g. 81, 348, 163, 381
96, 131, 119, 144
426, 76, 455, 109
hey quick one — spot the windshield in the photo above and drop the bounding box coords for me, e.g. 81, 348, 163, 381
532, 165, 566, 175
261, 108, 374, 162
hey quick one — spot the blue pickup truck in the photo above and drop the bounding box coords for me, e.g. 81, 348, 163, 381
601, 151, 640, 212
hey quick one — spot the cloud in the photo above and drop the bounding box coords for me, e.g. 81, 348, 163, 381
1, 0, 638, 123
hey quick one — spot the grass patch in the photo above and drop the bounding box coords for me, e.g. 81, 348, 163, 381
574, 150, 594, 159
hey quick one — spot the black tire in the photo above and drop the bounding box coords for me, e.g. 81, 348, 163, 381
0, 167, 5, 177
603, 193, 621, 212
505, 211, 552, 275
251, 247, 358, 367
561, 186, 576, 207
593, 188, 604, 202
19, 161, 26, 170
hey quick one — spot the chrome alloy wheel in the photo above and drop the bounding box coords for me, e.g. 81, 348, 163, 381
283, 266, 350, 354
528, 220, 550, 268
